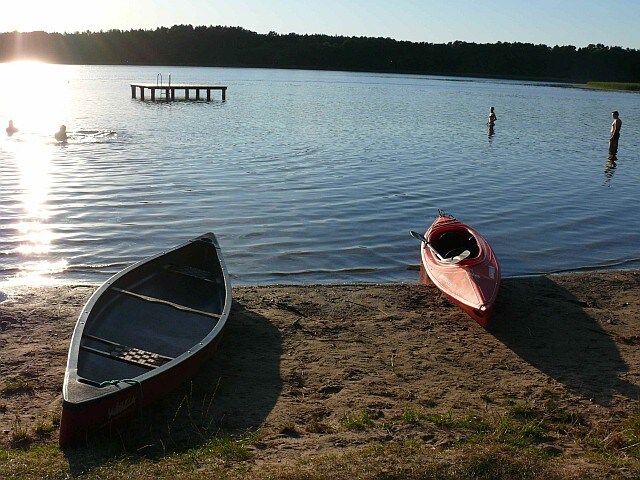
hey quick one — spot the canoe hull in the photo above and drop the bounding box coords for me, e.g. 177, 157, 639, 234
420, 214, 500, 327
59, 332, 224, 446
60, 232, 231, 447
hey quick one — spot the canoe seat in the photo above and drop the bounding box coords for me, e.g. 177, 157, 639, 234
81, 334, 174, 369
163, 264, 222, 284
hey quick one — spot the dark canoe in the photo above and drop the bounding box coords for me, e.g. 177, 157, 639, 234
59, 233, 232, 447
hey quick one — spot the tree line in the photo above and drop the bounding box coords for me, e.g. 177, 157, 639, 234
1, 25, 639, 82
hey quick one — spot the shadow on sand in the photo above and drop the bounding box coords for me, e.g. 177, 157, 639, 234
65, 300, 282, 473
490, 276, 638, 407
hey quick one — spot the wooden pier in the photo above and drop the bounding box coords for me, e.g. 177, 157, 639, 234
130, 84, 227, 101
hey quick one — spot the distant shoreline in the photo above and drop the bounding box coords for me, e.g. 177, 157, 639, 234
584, 81, 640, 92
2, 27, 639, 84
0, 57, 634, 88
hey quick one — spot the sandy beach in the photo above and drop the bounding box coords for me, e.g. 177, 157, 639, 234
1, 270, 640, 477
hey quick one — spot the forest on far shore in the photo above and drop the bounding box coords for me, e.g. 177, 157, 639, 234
1, 25, 639, 82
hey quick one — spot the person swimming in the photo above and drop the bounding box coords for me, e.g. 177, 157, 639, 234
55, 124, 68, 142
6, 120, 18, 135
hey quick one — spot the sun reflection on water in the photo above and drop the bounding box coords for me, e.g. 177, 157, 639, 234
8, 142, 68, 286
1, 61, 72, 286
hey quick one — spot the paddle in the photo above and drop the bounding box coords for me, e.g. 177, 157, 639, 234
450, 249, 471, 264
410, 230, 444, 261
410, 231, 470, 265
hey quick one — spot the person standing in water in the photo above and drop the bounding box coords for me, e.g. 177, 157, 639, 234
488, 107, 497, 126
609, 111, 622, 157
487, 106, 497, 135
55, 125, 68, 142
6, 120, 18, 135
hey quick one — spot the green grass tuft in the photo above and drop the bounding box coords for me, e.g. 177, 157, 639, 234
341, 409, 375, 431
506, 400, 539, 420
2, 379, 35, 395
34, 419, 56, 436
202, 435, 252, 461
10, 417, 32, 447
400, 405, 426, 424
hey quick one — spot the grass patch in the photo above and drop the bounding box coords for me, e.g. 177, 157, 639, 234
506, 400, 539, 420
10, 417, 32, 447
583, 406, 640, 458
0, 417, 638, 479
34, 419, 56, 436
2, 379, 35, 395
586, 82, 640, 92
624, 408, 640, 455
3, 398, 640, 479
201, 435, 253, 461
424, 405, 550, 448
480, 391, 493, 404
341, 409, 375, 431
427, 411, 490, 433
400, 405, 426, 424
0, 441, 572, 480
454, 448, 564, 480
428, 411, 459, 429
262, 443, 568, 480
32, 413, 61, 437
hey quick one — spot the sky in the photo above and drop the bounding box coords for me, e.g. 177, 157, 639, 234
1, 0, 639, 49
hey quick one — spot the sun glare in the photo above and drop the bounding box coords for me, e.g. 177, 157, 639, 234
0, 61, 74, 287
1, 61, 73, 136
3, 123, 69, 286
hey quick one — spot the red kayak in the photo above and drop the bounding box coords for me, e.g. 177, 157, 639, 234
412, 211, 500, 327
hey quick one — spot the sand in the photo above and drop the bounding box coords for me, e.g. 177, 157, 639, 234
1, 270, 640, 471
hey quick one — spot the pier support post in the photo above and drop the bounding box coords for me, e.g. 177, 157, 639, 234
196, 88, 200, 100
222, 88, 226, 101
206, 89, 211, 101
185, 88, 190, 100
140, 87, 145, 101
131, 85, 136, 99
151, 88, 156, 101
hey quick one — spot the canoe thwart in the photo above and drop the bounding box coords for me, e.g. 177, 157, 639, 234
163, 263, 222, 283
81, 335, 173, 370
110, 287, 222, 320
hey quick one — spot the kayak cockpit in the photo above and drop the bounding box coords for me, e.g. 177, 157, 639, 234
431, 228, 480, 261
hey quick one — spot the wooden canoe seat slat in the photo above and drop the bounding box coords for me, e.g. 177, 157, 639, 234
163, 264, 222, 283
110, 287, 221, 320
81, 335, 173, 369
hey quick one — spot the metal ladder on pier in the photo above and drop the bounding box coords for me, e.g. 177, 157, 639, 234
156, 73, 172, 99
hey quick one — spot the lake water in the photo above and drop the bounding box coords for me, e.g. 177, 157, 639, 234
1, 64, 639, 287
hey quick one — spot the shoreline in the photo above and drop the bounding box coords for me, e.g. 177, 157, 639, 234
2, 269, 640, 477
2, 263, 638, 297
